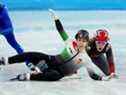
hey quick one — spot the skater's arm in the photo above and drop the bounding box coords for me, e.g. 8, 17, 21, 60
85, 63, 102, 80
82, 53, 105, 80
106, 45, 115, 74
49, 9, 69, 42
86, 64, 112, 81
55, 19, 69, 41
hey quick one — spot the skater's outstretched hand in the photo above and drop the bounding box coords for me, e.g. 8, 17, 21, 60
101, 75, 112, 81
101, 73, 118, 81
49, 9, 59, 20
110, 73, 119, 79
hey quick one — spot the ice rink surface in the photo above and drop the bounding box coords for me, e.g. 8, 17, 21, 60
0, 11, 126, 95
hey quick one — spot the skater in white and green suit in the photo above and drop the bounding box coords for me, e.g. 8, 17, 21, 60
8, 10, 112, 81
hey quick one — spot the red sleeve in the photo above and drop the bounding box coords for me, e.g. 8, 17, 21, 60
72, 41, 77, 50
106, 46, 115, 74
108, 60, 115, 74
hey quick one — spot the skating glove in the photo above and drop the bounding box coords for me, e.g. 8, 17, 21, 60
27, 63, 41, 73
101, 75, 112, 81
49, 9, 59, 20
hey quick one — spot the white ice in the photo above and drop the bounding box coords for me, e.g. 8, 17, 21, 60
0, 11, 126, 95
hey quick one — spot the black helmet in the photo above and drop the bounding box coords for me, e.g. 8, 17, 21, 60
75, 29, 89, 41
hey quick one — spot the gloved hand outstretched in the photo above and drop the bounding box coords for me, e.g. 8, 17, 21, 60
49, 9, 59, 20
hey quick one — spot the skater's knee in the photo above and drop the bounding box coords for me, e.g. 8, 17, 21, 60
44, 69, 64, 81
30, 69, 64, 81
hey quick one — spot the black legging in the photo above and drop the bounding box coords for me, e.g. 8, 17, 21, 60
30, 69, 64, 81
8, 52, 52, 65
8, 52, 64, 81
91, 54, 110, 75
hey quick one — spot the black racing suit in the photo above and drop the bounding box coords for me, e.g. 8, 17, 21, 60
8, 52, 102, 81
86, 38, 115, 75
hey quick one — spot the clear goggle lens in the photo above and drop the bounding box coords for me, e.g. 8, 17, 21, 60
96, 41, 107, 45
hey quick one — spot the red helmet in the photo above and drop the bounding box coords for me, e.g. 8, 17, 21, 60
95, 29, 109, 41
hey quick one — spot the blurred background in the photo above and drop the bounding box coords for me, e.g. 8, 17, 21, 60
2, 0, 126, 10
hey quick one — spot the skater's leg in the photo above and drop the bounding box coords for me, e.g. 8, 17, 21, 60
30, 69, 64, 81
3, 32, 24, 54
15, 69, 64, 81
8, 52, 50, 65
